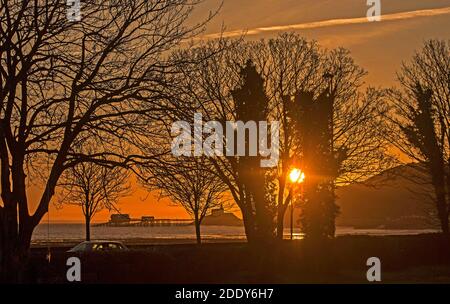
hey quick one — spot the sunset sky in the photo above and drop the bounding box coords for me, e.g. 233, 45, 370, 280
41, 0, 450, 223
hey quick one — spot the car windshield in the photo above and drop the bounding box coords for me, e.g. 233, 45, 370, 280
71, 243, 88, 251
108, 243, 121, 250
92, 243, 106, 251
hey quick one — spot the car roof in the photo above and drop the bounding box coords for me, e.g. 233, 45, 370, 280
81, 240, 124, 244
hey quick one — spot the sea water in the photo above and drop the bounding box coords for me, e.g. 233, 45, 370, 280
32, 223, 439, 245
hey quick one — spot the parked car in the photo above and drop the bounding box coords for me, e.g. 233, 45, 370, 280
67, 241, 129, 253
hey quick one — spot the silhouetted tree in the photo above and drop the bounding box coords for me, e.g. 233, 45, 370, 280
141, 156, 227, 244
263, 45, 390, 239
387, 40, 450, 234
58, 161, 131, 241
169, 34, 390, 241
231, 60, 274, 243
0, 0, 214, 282
288, 89, 342, 238
403, 86, 448, 233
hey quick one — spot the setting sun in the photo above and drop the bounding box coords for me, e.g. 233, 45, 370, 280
289, 168, 305, 184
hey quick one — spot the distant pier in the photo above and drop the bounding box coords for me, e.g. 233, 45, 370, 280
95, 214, 192, 227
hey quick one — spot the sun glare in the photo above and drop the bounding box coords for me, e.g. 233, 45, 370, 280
289, 168, 305, 184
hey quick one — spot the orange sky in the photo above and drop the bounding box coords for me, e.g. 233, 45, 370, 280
32, 0, 450, 222
28, 177, 192, 223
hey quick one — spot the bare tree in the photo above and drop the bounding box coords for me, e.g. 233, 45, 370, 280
386, 39, 450, 234
259, 37, 391, 239
168, 33, 391, 242
0, 0, 214, 281
58, 161, 131, 241
141, 156, 227, 244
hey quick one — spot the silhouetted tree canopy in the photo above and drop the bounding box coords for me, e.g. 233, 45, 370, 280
167, 33, 391, 241
387, 39, 450, 234
0, 0, 215, 282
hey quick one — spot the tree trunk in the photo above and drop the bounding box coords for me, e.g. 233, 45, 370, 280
441, 215, 450, 235
85, 214, 91, 241
276, 173, 288, 240
435, 185, 449, 234
252, 168, 274, 244
194, 213, 201, 244
241, 208, 257, 243
431, 167, 449, 235
0, 240, 21, 283
254, 196, 273, 244
276, 203, 288, 240
445, 163, 450, 235
0, 210, 34, 283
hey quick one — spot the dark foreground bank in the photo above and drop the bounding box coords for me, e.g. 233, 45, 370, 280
27, 234, 450, 283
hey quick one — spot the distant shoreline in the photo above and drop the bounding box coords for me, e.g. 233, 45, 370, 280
31, 237, 246, 248
31, 227, 441, 248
